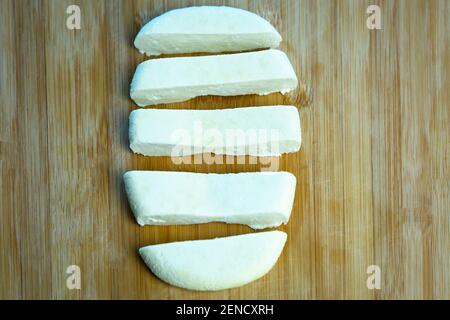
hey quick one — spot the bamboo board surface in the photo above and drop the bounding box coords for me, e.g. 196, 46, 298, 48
0, 0, 449, 299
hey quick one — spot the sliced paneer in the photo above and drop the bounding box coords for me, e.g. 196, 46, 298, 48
129, 106, 301, 157
124, 171, 296, 229
139, 231, 287, 291
134, 6, 282, 56
130, 49, 298, 106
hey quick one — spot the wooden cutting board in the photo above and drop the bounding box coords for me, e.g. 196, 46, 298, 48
1, 0, 449, 299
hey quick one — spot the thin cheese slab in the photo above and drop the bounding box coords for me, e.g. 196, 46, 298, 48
129, 106, 301, 157
124, 171, 296, 229
130, 49, 298, 106
139, 231, 287, 291
134, 6, 282, 56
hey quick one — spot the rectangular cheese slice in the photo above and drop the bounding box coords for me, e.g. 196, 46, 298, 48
129, 105, 301, 156
130, 49, 298, 106
124, 171, 296, 229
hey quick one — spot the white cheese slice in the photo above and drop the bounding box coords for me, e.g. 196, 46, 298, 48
124, 171, 296, 229
129, 106, 301, 157
134, 6, 282, 56
130, 49, 298, 106
139, 230, 287, 291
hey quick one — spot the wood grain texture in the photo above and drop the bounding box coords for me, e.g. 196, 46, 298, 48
0, 0, 449, 299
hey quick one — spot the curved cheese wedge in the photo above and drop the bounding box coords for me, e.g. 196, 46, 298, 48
130, 49, 298, 106
139, 231, 287, 291
134, 6, 282, 56
124, 171, 296, 229
129, 106, 301, 156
